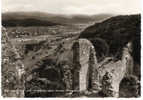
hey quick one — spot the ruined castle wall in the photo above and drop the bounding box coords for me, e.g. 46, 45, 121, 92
99, 44, 134, 97
72, 39, 100, 92
2, 27, 25, 97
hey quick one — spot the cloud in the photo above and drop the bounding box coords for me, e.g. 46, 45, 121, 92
2, 0, 141, 15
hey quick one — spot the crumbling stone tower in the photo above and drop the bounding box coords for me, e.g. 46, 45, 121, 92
72, 39, 100, 92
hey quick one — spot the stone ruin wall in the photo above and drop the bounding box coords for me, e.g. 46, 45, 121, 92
72, 38, 137, 97
72, 39, 100, 92
2, 27, 25, 97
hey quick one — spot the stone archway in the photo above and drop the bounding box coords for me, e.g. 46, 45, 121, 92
72, 39, 100, 92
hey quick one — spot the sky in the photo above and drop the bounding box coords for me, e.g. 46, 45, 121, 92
2, 0, 141, 15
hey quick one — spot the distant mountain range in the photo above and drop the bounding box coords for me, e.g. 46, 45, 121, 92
2, 18, 60, 27
2, 12, 113, 27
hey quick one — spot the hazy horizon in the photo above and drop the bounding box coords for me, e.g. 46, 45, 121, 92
2, 0, 141, 15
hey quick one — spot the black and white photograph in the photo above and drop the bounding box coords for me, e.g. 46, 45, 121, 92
1, 0, 141, 98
